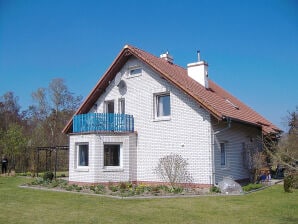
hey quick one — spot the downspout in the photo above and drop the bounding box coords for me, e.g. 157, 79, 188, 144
211, 117, 232, 185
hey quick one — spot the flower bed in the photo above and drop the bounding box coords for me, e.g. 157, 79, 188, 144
26, 178, 212, 197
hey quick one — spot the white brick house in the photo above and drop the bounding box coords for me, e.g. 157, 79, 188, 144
63, 45, 280, 186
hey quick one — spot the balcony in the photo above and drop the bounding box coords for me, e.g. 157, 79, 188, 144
73, 113, 134, 133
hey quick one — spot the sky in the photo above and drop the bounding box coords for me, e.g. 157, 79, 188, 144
0, 0, 297, 131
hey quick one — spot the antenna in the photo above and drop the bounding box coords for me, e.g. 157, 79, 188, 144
114, 72, 122, 86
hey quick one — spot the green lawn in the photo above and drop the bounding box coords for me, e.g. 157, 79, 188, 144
0, 177, 297, 224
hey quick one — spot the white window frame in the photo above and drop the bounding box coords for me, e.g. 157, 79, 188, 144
103, 143, 123, 170
118, 98, 125, 114
75, 142, 89, 171
154, 92, 171, 121
220, 142, 226, 167
104, 100, 114, 113
128, 66, 142, 78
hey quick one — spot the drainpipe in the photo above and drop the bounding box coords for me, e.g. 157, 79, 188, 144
211, 117, 232, 185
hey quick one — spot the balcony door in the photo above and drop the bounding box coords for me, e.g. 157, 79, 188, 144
105, 101, 114, 114
105, 100, 114, 131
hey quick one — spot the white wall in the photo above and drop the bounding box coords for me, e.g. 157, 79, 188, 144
69, 133, 137, 183
212, 118, 262, 184
91, 57, 213, 185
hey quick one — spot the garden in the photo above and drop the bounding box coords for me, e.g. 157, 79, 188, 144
0, 176, 297, 224
19, 170, 279, 198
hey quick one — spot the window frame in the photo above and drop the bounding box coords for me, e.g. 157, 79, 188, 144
118, 98, 125, 114
76, 143, 89, 169
220, 142, 226, 167
154, 92, 171, 120
104, 100, 114, 114
128, 67, 142, 77
103, 143, 123, 169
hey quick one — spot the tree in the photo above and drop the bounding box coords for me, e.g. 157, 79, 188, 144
263, 107, 298, 192
264, 107, 298, 173
245, 147, 267, 183
154, 154, 193, 188
0, 123, 28, 171
0, 92, 21, 131
27, 78, 82, 148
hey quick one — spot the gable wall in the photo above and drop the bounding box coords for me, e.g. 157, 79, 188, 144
92, 57, 213, 184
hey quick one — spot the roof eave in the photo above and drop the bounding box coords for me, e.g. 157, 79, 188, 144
62, 46, 133, 134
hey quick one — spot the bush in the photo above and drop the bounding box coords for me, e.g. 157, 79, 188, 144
210, 186, 221, 193
154, 154, 193, 188
43, 171, 54, 182
30, 177, 44, 185
242, 183, 263, 192
284, 174, 294, 193
90, 185, 106, 194
293, 173, 298, 189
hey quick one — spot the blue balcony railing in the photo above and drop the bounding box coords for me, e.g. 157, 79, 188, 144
73, 113, 134, 133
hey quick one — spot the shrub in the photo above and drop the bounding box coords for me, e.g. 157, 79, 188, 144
90, 185, 106, 194
30, 177, 44, 185
284, 174, 294, 193
242, 183, 263, 192
210, 186, 221, 193
108, 184, 119, 192
293, 173, 298, 189
154, 154, 193, 188
170, 186, 184, 194
43, 171, 54, 182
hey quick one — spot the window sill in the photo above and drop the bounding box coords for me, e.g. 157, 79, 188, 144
103, 167, 124, 172
153, 117, 171, 122
75, 167, 89, 172
126, 74, 142, 79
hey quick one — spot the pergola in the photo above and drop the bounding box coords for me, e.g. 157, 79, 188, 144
36, 145, 69, 178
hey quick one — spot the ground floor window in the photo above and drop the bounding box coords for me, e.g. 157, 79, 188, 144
77, 143, 89, 167
104, 144, 121, 167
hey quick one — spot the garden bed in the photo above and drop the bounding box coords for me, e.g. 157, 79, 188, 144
22, 177, 278, 198
23, 177, 216, 198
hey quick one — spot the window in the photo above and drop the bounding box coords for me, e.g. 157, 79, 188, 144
129, 67, 142, 77
220, 143, 226, 166
77, 144, 89, 167
104, 144, 121, 167
118, 98, 125, 114
155, 93, 171, 118
105, 100, 114, 113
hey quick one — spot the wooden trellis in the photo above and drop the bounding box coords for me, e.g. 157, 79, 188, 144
36, 146, 69, 178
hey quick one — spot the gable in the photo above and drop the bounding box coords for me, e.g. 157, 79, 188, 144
62, 45, 281, 135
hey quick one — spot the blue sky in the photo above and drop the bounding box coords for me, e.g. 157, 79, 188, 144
0, 0, 297, 131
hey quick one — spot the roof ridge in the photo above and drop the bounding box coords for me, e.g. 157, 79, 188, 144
126, 44, 187, 71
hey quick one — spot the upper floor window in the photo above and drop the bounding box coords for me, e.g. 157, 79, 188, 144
128, 67, 142, 77
155, 93, 171, 119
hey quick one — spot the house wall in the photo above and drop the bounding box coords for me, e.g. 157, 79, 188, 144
212, 118, 262, 184
69, 133, 137, 184
91, 57, 213, 185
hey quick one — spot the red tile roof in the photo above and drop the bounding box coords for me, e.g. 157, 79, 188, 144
62, 45, 280, 134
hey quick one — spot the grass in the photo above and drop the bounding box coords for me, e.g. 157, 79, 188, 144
0, 177, 297, 224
